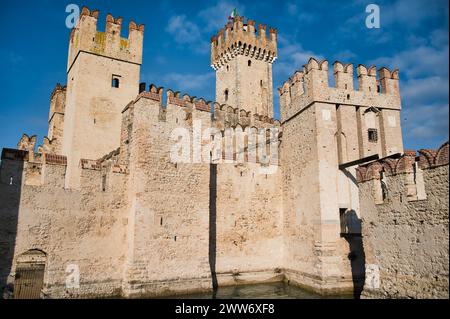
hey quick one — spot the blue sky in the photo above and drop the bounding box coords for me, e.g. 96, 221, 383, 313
0, 0, 448, 151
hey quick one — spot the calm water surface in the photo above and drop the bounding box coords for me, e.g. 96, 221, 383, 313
165, 282, 353, 299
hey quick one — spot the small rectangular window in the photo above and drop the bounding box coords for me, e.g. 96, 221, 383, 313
368, 129, 378, 142
112, 75, 121, 88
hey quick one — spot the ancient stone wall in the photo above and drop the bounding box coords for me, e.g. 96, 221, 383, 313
357, 142, 449, 298
0, 149, 129, 298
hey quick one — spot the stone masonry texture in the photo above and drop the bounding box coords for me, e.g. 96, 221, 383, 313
0, 7, 448, 299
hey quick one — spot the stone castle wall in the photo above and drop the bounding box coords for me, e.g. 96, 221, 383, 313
357, 143, 449, 298
1, 6, 447, 300
0, 150, 129, 298
0, 84, 283, 298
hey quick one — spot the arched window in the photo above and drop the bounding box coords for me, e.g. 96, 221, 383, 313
224, 89, 229, 102
248, 60, 252, 67
227, 65, 229, 71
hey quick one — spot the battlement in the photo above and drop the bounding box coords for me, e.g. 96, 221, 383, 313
49, 83, 66, 119
278, 58, 401, 121
67, 6, 144, 70
120, 84, 281, 166
50, 83, 67, 101
132, 84, 280, 129
210, 15, 277, 70
356, 142, 449, 203
356, 142, 449, 183
1, 143, 128, 190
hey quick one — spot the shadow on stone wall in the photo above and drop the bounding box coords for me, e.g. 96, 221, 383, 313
209, 163, 218, 298
0, 155, 23, 299
343, 209, 366, 299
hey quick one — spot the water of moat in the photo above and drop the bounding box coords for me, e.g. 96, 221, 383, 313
159, 282, 352, 299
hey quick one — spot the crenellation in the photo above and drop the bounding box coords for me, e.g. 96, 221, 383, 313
210, 15, 277, 70
1, 5, 447, 300
358, 143, 448, 298
333, 61, 354, 90
68, 7, 144, 71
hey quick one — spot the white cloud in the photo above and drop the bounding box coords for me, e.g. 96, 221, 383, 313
274, 34, 323, 80
401, 76, 449, 104
166, 15, 202, 44
198, 0, 244, 32
165, 15, 209, 54
162, 72, 215, 92
285, 2, 315, 23
166, 1, 245, 54
381, 0, 445, 28
402, 103, 449, 140
369, 45, 449, 78
431, 29, 449, 48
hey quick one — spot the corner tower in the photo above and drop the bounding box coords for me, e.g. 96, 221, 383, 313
62, 7, 144, 188
211, 16, 277, 117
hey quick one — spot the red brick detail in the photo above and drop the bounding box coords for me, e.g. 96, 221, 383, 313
358, 141, 449, 183
356, 167, 366, 183
435, 142, 449, 166
45, 154, 67, 165
381, 158, 397, 176
365, 161, 383, 180
135, 91, 161, 102
80, 159, 101, 170
418, 149, 437, 169
168, 96, 186, 107
395, 150, 416, 173
194, 101, 211, 112
112, 164, 129, 174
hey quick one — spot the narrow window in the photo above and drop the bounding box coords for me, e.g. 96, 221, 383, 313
160, 217, 163, 226
381, 170, 388, 201
345, 84, 348, 90
9, 176, 13, 185
102, 175, 106, 192
260, 80, 263, 87
112, 75, 121, 88
368, 129, 378, 142
227, 65, 229, 71
248, 60, 251, 67
224, 89, 229, 102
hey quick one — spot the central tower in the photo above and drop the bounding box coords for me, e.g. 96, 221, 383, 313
211, 16, 277, 117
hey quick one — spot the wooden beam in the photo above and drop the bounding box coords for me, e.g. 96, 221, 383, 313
339, 152, 402, 170
339, 154, 379, 170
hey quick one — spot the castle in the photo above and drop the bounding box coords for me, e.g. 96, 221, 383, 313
0, 7, 448, 299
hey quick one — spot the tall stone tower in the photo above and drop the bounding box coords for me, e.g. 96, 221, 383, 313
210, 16, 277, 117
279, 58, 404, 293
62, 7, 144, 188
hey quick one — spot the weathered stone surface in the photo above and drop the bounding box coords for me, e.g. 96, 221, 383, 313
0, 6, 447, 300
358, 151, 449, 299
